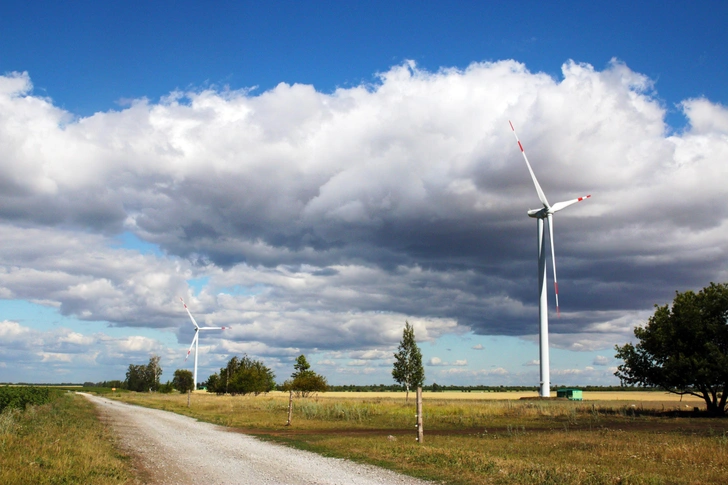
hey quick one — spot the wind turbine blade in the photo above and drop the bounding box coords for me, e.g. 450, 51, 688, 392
547, 213, 559, 317
509, 121, 550, 208
551, 194, 591, 213
184, 332, 198, 362
179, 297, 200, 329
198, 326, 229, 330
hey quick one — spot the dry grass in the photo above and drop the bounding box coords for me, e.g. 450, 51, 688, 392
312, 428, 728, 484
317, 390, 706, 405
0, 392, 135, 485
108, 390, 728, 484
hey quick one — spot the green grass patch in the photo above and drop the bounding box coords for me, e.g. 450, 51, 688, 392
0, 392, 135, 485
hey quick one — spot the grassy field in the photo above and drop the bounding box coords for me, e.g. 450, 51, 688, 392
107, 390, 727, 484
0, 391, 136, 485
318, 390, 707, 403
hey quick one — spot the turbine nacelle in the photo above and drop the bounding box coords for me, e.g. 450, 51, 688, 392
527, 194, 591, 218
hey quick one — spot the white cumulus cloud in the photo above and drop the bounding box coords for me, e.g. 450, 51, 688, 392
0, 58, 727, 383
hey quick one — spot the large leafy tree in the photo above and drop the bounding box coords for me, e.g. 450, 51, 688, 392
146, 355, 163, 391
282, 354, 328, 397
124, 364, 145, 392
615, 283, 728, 415
172, 369, 194, 393
392, 321, 424, 403
206, 355, 276, 396
124, 355, 163, 392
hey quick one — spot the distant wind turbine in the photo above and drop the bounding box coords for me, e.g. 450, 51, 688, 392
509, 121, 591, 398
180, 297, 228, 390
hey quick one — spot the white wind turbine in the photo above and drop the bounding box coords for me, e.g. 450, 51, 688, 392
180, 297, 228, 390
509, 121, 591, 398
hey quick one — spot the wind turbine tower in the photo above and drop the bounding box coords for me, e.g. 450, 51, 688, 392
180, 298, 228, 390
509, 121, 591, 398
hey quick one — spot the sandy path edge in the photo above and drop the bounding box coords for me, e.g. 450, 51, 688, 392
81, 393, 432, 485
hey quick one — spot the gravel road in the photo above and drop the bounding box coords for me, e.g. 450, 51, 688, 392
83, 393, 431, 485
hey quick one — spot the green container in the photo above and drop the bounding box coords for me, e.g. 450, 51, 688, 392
556, 388, 583, 401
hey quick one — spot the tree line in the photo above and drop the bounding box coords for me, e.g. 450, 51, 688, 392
87, 283, 728, 417
87, 378, 655, 394
111, 353, 328, 396
92, 322, 424, 397
124, 355, 163, 392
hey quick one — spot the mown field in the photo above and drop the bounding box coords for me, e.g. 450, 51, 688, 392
108, 390, 727, 484
0, 388, 135, 485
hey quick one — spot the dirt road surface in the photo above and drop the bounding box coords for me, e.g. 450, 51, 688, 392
84, 393, 431, 485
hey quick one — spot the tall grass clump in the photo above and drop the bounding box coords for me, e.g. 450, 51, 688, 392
0, 392, 134, 485
297, 400, 379, 422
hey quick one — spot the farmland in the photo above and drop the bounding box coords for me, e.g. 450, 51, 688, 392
0, 385, 61, 412
108, 390, 727, 484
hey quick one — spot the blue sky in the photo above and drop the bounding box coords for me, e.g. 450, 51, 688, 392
4, 1, 726, 121
1, 1, 727, 387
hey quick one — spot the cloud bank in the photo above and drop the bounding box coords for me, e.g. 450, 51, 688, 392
1, 59, 727, 382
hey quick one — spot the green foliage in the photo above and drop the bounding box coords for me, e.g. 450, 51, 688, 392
123, 365, 145, 391
207, 355, 276, 395
205, 373, 221, 392
615, 282, 728, 415
282, 372, 329, 397
282, 354, 328, 397
392, 321, 424, 399
0, 386, 60, 412
292, 354, 311, 377
158, 381, 175, 393
83, 380, 123, 388
124, 354, 163, 392
172, 369, 194, 393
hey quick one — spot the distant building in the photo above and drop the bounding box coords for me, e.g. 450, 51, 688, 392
556, 388, 583, 400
